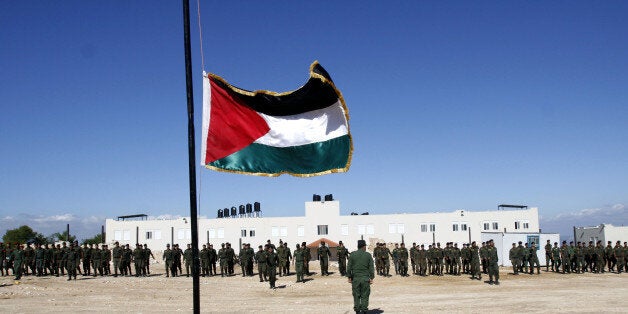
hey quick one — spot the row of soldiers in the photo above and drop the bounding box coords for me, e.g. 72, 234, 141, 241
374, 241, 500, 283
544, 240, 627, 274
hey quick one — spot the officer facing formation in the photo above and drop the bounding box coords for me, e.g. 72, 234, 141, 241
347, 239, 374, 314
318, 241, 331, 276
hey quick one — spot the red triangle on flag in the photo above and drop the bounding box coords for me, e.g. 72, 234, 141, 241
204, 79, 270, 164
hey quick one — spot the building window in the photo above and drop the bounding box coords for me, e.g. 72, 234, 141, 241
123, 230, 131, 241
271, 227, 279, 237
297, 225, 305, 237
420, 224, 428, 232
461, 224, 468, 232
492, 222, 499, 230
366, 224, 375, 235
209, 228, 216, 239
483, 222, 489, 231
429, 224, 436, 232
515, 221, 521, 230
523, 222, 529, 229
178, 229, 191, 240
452, 224, 459, 232
249, 228, 256, 237
280, 226, 288, 237
241, 229, 247, 237
114, 230, 122, 241
341, 224, 349, 236
217, 228, 224, 239
317, 225, 328, 235
389, 224, 396, 234
146, 231, 153, 240
358, 225, 366, 235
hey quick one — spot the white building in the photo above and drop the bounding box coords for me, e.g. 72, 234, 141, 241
575, 224, 628, 245
106, 199, 544, 256
481, 232, 559, 267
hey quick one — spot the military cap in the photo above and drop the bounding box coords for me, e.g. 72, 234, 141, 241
357, 240, 366, 248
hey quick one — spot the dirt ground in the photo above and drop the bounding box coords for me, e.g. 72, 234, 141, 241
1, 262, 627, 313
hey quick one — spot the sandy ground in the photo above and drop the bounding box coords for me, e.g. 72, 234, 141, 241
1, 262, 627, 313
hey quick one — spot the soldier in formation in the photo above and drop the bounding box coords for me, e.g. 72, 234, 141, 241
337, 241, 350, 276
347, 239, 374, 314
318, 241, 332, 276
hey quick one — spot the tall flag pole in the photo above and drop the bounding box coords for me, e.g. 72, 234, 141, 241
181, 0, 200, 313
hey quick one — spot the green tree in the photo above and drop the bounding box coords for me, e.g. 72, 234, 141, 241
49, 230, 77, 243
83, 233, 104, 245
2, 225, 42, 244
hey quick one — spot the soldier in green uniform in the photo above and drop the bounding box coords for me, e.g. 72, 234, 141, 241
482, 242, 491, 275
59, 242, 68, 276
294, 243, 304, 283
434, 242, 444, 276
452, 243, 461, 275
470, 241, 481, 280
162, 243, 173, 277
302, 241, 311, 275
426, 244, 433, 275
225, 243, 235, 275
398, 243, 409, 276
254, 245, 268, 282
102, 244, 111, 276
266, 245, 279, 289
560, 241, 571, 273
276, 241, 285, 277
509, 243, 519, 275
381, 243, 392, 276
11, 244, 25, 280
173, 244, 182, 276
208, 244, 217, 276
143, 244, 154, 276
200, 244, 210, 277
123, 244, 133, 276
529, 242, 540, 274
410, 243, 417, 275
443, 242, 451, 275
52, 244, 61, 277
487, 240, 499, 285
23, 243, 34, 276
238, 243, 248, 277
461, 243, 470, 275
522, 243, 530, 274
337, 241, 350, 276
34, 243, 44, 276
112, 242, 122, 277
595, 241, 605, 273
544, 240, 552, 272
417, 244, 428, 276
318, 241, 332, 276
91, 244, 102, 276
613, 241, 624, 274
282, 242, 292, 276
66, 242, 79, 280
218, 243, 228, 277
392, 243, 400, 275
574, 242, 585, 273
551, 242, 561, 272
184, 243, 193, 277
605, 241, 615, 272
347, 240, 374, 314
133, 244, 144, 277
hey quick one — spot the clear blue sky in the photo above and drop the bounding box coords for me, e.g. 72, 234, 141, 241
1, 1, 627, 240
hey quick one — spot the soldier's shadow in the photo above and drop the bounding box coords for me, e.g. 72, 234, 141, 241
366, 309, 384, 313
275, 285, 287, 289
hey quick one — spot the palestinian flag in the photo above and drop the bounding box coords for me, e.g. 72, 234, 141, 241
200, 61, 352, 177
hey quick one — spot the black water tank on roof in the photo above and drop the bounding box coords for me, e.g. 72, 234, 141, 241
324, 194, 333, 201
230, 206, 237, 216
239, 205, 245, 215
223, 208, 230, 217
254, 202, 261, 212
246, 203, 253, 213
313, 194, 321, 201
217, 209, 223, 218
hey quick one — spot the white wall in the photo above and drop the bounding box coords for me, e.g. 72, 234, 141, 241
106, 201, 541, 254
481, 232, 560, 267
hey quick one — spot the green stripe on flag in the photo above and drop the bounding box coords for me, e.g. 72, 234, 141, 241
207, 135, 351, 176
